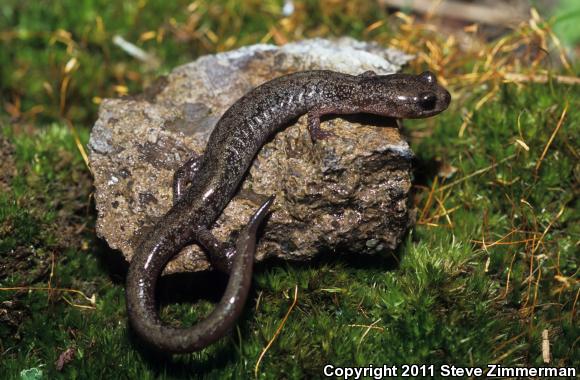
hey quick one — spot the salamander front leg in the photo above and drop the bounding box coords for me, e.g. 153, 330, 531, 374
358, 70, 377, 78
173, 153, 202, 204
307, 109, 335, 142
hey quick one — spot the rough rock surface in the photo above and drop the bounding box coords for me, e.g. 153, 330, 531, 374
89, 38, 415, 274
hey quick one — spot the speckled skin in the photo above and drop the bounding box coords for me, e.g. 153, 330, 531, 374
126, 70, 451, 353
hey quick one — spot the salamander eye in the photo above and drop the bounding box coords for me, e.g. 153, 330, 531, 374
419, 92, 437, 110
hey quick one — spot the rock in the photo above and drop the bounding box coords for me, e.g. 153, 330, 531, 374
88, 37, 415, 274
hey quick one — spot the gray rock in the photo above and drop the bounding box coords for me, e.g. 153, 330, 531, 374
88, 37, 415, 274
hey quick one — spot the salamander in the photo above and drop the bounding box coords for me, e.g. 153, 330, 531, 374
126, 70, 451, 353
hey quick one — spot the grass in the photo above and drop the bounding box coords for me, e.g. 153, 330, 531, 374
1, 1, 578, 379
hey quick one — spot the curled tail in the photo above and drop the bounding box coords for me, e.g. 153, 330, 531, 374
126, 196, 275, 353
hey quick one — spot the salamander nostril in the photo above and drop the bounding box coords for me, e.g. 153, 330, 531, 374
420, 71, 436, 84
419, 92, 437, 110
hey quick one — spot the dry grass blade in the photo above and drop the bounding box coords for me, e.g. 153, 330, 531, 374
65, 120, 90, 170
254, 285, 299, 378
356, 318, 383, 346
572, 288, 579, 323
535, 103, 568, 173
419, 176, 438, 223
0, 286, 96, 309
438, 154, 516, 192
531, 206, 566, 255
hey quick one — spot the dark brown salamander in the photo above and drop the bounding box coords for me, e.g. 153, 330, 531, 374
126, 70, 451, 353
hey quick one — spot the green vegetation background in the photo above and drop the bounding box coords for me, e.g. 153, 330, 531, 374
1, 1, 578, 379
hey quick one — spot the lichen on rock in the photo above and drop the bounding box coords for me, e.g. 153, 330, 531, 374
88, 37, 415, 274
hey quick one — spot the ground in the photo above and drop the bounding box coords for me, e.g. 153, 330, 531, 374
1, 1, 578, 379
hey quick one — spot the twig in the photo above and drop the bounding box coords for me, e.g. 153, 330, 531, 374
504, 72, 580, 85
378, 0, 528, 26
112, 35, 160, 68
542, 329, 551, 363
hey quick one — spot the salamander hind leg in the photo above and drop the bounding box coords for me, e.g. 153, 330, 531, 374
182, 195, 274, 351
210, 196, 275, 270
195, 195, 275, 274
307, 110, 335, 142
173, 153, 202, 204
196, 228, 235, 273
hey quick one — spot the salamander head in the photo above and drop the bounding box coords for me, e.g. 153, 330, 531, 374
357, 71, 451, 119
